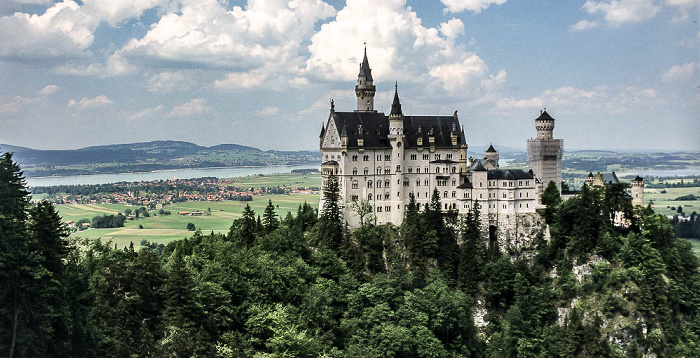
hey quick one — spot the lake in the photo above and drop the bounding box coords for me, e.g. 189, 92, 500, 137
26, 165, 320, 187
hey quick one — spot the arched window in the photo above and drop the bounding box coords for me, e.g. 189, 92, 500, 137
451, 166, 456, 173
364, 167, 369, 175
416, 179, 421, 186
376, 167, 382, 175
368, 193, 373, 200
443, 191, 448, 198
396, 165, 401, 172
352, 155, 358, 161
403, 179, 409, 187
452, 191, 456, 198
368, 180, 373, 188
385, 179, 390, 187
425, 179, 429, 186
384, 167, 390, 174
352, 167, 358, 175
377, 180, 382, 188
352, 181, 359, 189
408, 166, 413, 173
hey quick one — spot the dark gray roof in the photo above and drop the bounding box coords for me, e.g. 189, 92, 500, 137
358, 49, 373, 82
487, 169, 534, 180
536, 110, 554, 121
322, 160, 338, 165
471, 161, 487, 171
319, 124, 325, 138
390, 85, 402, 116
430, 159, 459, 164
457, 177, 473, 189
486, 144, 497, 153
328, 111, 465, 149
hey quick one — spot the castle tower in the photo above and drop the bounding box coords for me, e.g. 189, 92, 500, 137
527, 109, 563, 194
388, 82, 403, 138
484, 143, 499, 169
355, 45, 376, 112
631, 175, 645, 207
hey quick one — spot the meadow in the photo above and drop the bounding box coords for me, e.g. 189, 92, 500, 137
55, 172, 321, 249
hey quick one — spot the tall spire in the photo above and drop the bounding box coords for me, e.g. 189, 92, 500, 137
358, 43, 373, 82
390, 81, 402, 116
355, 44, 376, 111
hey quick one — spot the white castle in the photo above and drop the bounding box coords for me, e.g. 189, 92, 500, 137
318, 48, 642, 240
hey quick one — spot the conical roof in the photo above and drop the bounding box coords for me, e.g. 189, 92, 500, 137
486, 143, 497, 153
358, 46, 373, 81
536, 110, 554, 121
390, 82, 402, 116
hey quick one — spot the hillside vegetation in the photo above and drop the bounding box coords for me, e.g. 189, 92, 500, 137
1, 153, 700, 357
0, 141, 319, 177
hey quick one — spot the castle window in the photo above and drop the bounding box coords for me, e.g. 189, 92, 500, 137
397, 179, 400, 184
377, 207, 382, 212
408, 166, 413, 173
526, 181, 530, 186
377, 155, 382, 161
451, 167, 456, 173
446, 154, 452, 160
518, 181, 522, 186
385, 179, 390, 187
398, 204, 400, 209
352, 181, 359, 189
503, 204, 507, 209
385, 206, 391, 212
411, 154, 417, 160
352, 194, 358, 201
352, 155, 358, 161
479, 182, 483, 188
425, 179, 429, 186
435, 154, 441, 160
435, 168, 440, 174
479, 194, 483, 199
403, 180, 409, 187
384, 168, 390, 174
377, 180, 382, 188
452, 191, 456, 198
368, 193, 373, 200
423, 154, 429, 160
377, 167, 382, 175
397, 142, 402, 148
452, 179, 456, 186
385, 154, 390, 161
368, 180, 373, 188
352, 167, 358, 175
526, 192, 529, 197
444, 203, 448, 210
417, 203, 421, 210
526, 203, 529, 208
519, 203, 522, 208
363, 155, 369, 161
364, 167, 369, 175
503, 193, 506, 198
519, 192, 522, 198
425, 167, 428, 173
396, 165, 401, 172
443, 191, 448, 198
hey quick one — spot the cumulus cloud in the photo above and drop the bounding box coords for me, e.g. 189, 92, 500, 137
122, 0, 335, 77
570, 19, 599, 31
304, 0, 505, 98
167, 98, 210, 118
582, 0, 661, 26
53, 53, 135, 77
67, 95, 113, 109
661, 62, 699, 82
38, 85, 59, 96
440, 0, 508, 13
0, 0, 164, 62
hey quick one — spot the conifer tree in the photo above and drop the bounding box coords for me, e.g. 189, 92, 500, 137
541, 181, 561, 225
262, 200, 279, 234
318, 173, 343, 250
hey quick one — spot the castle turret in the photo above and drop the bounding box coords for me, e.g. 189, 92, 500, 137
484, 143, 499, 169
527, 109, 564, 195
388, 82, 403, 139
355, 45, 376, 112
631, 175, 645, 207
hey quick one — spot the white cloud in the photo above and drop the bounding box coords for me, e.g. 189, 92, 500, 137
256, 106, 279, 116
38, 85, 59, 95
127, 104, 165, 121
0, 0, 164, 62
495, 85, 664, 115
122, 0, 335, 80
570, 20, 599, 31
53, 52, 135, 77
582, 0, 661, 26
67, 95, 113, 109
662, 62, 699, 82
167, 98, 210, 118
146, 71, 190, 93
440, 0, 508, 13
304, 0, 506, 98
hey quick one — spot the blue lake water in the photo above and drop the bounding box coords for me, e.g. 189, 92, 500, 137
26, 165, 320, 187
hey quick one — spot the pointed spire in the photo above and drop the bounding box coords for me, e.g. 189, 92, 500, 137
390, 81, 402, 116
486, 143, 497, 153
358, 43, 373, 82
319, 123, 325, 138
330, 98, 335, 112
340, 123, 347, 137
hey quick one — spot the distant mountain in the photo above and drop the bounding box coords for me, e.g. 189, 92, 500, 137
0, 141, 320, 177
469, 144, 525, 155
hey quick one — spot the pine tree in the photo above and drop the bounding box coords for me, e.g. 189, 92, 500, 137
318, 174, 343, 250
262, 200, 279, 234
541, 181, 561, 225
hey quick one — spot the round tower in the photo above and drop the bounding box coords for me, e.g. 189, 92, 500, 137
535, 109, 555, 140
355, 45, 376, 112
631, 175, 645, 207
388, 82, 403, 137
484, 143, 499, 169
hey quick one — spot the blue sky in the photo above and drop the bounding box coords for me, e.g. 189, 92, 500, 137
0, 0, 698, 151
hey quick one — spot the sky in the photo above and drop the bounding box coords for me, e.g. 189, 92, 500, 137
0, 0, 698, 152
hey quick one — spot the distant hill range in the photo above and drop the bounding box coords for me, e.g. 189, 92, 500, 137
0, 141, 320, 177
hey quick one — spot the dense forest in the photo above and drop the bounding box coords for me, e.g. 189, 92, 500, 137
2, 152, 700, 357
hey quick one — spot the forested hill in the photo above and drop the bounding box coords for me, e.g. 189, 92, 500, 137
0, 141, 320, 177
2, 150, 700, 357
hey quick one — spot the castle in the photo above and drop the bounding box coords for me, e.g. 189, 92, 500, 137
318, 48, 642, 239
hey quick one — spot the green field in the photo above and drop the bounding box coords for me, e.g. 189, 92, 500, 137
645, 186, 700, 217
686, 239, 700, 257
58, 193, 319, 249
